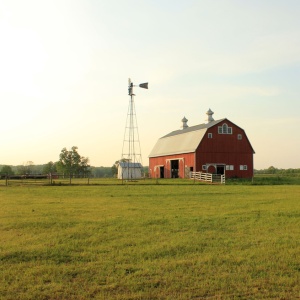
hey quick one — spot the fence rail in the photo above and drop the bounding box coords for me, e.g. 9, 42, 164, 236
1, 172, 226, 186
190, 172, 225, 184
0, 173, 93, 186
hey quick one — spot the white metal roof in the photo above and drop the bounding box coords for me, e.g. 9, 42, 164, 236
149, 119, 225, 158
119, 162, 142, 168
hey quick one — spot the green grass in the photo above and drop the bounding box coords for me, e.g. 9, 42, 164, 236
1, 183, 300, 299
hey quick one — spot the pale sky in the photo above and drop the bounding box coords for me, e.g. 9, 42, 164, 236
0, 0, 299, 169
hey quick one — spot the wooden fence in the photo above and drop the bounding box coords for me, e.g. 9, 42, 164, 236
0, 173, 91, 186
190, 172, 225, 184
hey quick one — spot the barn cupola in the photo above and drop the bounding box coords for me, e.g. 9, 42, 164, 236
205, 108, 214, 123
181, 116, 188, 129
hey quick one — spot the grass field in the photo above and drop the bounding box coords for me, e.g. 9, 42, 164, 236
1, 181, 300, 299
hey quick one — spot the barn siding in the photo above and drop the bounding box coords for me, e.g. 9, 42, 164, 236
149, 153, 195, 179
196, 120, 254, 178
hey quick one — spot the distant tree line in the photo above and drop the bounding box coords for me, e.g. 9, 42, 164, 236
0, 146, 149, 178
254, 166, 300, 175
0, 146, 113, 178
0, 163, 116, 178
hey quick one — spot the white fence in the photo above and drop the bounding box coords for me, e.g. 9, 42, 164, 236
220, 174, 225, 184
190, 172, 225, 184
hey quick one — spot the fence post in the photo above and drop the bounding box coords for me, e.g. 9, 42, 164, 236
6, 173, 8, 186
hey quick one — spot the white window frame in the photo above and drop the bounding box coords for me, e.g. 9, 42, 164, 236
202, 165, 207, 171
226, 165, 234, 170
208, 133, 212, 138
237, 134, 242, 140
218, 123, 233, 134
240, 165, 247, 170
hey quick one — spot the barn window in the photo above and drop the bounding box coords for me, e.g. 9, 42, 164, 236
218, 123, 232, 134
237, 134, 242, 140
202, 165, 207, 170
226, 165, 234, 170
240, 165, 247, 170
208, 133, 212, 138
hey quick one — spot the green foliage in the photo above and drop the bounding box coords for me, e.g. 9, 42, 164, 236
16, 161, 35, 175
90, 166, 114, 178
255, 167, 300, 175
1, 184, 300, 299
42, 161, 57, 174
111, 160, 119, 177
58, 146, 90, 177
0, 165, 14, 175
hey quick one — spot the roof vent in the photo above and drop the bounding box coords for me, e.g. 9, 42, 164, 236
205, 108, 214, 123
181, 116, 188, 129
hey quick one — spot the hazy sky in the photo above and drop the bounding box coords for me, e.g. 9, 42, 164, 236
1, 0, 299, 169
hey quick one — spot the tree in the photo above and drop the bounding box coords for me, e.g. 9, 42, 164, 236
0, 165, 14, 175
267, 166, 277, 174
111, 160, 119, 177
90, 166, 113, 178
42, 161, 57, 174
58, 146, 90, 184
17, 161, 34, 175
79, 156, 90, 177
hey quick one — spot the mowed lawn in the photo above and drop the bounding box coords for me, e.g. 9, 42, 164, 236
0, 182, 300, 299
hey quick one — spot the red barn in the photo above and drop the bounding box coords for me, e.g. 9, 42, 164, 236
149, 109, 255, 179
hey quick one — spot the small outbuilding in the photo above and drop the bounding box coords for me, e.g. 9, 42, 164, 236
117, 162, 143, 180
149, 109, 255, 179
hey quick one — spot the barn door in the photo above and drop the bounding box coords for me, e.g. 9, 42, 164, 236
160, 166, 164, 178
171, 160, 179, 178
216, 165, 225, 175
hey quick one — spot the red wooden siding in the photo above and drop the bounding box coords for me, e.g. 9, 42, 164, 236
196, 120, 254, 178
149, 153, 195, 179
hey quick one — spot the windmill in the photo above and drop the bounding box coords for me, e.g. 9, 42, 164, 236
120, 78, 148, 180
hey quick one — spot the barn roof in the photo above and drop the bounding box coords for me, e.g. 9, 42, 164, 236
119, 162, 142, 168
149, 119, 225, 158
162, 119, 225, 138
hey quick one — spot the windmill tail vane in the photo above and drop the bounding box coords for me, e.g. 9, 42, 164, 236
128, 78, 148, 96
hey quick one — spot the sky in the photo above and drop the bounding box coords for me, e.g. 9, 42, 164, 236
0, 0, 299, 169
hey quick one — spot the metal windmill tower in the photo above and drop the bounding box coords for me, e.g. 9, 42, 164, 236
121, 78, 148, 179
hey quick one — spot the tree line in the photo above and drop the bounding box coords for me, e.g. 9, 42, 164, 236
254, 166, 300, 175
0, 146, 149, 178
0, 146, 115, 178
0, 163, 115, 178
